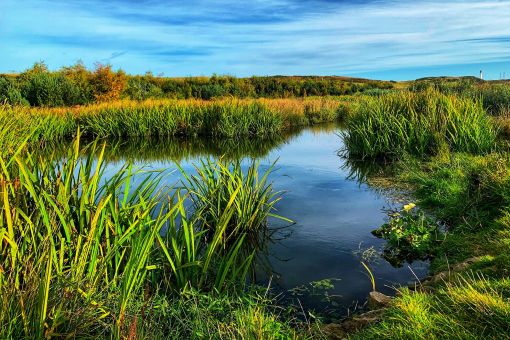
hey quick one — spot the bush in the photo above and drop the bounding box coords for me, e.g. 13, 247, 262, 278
0, 76, 27, 105
60, 61, 94, 105
194, 83, 227, 99
90, 63, 127, 101
19, 63, 88, 107
125, 76, 164, 100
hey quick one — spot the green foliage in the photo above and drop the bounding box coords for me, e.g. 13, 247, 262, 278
343, 90, 497, 160
372, 204, 441, 266
410, 78, 510, 116
476, 84, 510, 115
193, 83, 227, 99
400, 153, 510, 230
60, 61, 95, 104
125, 75, 164, 101
179, 159, 290, 248
77, 100, 285, 138
21, 71, 71, 106
136, 289, 306, 339
0, 76, 27, 106
355, 274, 510, 339
1, 62, 395, 106
0, 134, 286, 338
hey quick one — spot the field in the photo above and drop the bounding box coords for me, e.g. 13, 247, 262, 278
2, 71, 510, 338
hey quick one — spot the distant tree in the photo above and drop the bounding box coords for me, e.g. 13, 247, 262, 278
90, 63, 127, 101
0, 76, 27, 105
59, 61, 94, 104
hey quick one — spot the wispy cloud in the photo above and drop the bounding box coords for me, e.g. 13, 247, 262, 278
1, 0, 509, 79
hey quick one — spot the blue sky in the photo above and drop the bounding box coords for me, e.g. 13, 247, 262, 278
1, 0, 510, 80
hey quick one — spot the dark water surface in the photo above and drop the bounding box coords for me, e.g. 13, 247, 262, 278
96, 123, 428, 317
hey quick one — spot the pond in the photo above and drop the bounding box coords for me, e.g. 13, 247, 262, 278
92, 123, 429, 318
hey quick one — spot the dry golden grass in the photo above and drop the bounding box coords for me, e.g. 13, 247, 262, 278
17, 97, 343, 118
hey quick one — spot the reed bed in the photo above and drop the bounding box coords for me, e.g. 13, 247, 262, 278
343, 90, 497, 160
0, 134, 286, 338
1, 97, 344, 149
179, 159, 290, 243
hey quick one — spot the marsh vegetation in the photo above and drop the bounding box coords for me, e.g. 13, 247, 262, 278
2, 67, 510, 338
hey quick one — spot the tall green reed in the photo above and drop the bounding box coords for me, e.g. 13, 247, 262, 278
0, 132, 281, 338
178, 159, 291, 241
343, 90, 497, 160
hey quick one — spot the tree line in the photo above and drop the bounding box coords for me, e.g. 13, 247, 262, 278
0, 62, 394, 107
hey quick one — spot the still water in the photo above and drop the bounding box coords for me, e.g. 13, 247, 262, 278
96, 123, 428, 317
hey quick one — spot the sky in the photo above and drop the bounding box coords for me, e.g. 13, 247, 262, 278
1, 0, 510, 80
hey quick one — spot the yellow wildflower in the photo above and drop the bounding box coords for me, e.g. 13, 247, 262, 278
403, 203, 416, 212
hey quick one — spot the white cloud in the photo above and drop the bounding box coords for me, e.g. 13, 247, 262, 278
1, 0, 509, 78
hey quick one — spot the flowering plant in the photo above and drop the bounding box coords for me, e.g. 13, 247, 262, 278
372, 203, 440, 266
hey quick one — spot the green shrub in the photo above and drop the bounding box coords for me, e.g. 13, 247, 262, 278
125, 76, 165, 100
194, 83, 227, 99
20, 71, 86, 107
0, 76, 28, 105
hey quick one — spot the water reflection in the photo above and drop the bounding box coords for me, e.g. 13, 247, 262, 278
41, 123, 428, 318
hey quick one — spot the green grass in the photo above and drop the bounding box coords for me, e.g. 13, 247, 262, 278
343, 90, 497, 160
0, 97, 346, 153
0, 133, 300, 338
134, 288, 314, 339
350, 151, 510, 338
397, 152, 510, 230
354, 274, 510, 339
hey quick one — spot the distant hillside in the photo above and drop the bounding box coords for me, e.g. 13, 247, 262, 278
415, 76, 484, 83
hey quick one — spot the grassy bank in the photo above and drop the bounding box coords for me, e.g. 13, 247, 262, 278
345, 89, 510, 338
0, 135, 317, 338
343, 90, 497, 160
354, 152, 510, 338
0, 97, 348, 154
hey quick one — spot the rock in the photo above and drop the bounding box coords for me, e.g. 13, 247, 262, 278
321, 310, 385, 339
344, 309, 384, 331
452, 257, 483, 271
368, 291, 392, 309
421, 257, 483, 286
421, 271, 449, 285
419, 285, 436, 294
321, 323, 347, 340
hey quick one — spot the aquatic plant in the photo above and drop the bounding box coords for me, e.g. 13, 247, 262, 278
343, 90, 497, 160
2, 97, 344, 148
372, 204, 440, 267
361, 262, 377, 291
179, 159, 291, 244
0, 133, 284, 338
